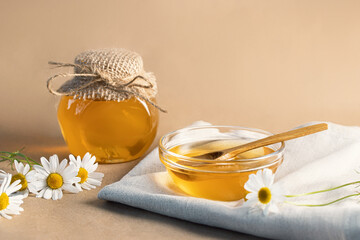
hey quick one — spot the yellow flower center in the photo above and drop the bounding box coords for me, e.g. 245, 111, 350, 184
0, 192, 9, 210
11, 173, 28, 191
47, 173, 63, 189
77, 167, 88, 184
258, 187, 272, 204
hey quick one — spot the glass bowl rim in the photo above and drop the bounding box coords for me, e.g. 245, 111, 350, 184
159, 125, 285, 165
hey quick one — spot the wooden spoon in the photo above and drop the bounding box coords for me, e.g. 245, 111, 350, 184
194, 123, 328, 161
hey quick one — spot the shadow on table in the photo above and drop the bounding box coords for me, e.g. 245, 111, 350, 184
87, 199, 268, 240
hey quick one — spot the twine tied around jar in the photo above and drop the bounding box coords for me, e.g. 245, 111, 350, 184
47, 48, 167, 113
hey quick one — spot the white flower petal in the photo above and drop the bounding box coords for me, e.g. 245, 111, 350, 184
43, 188, 53, 199
33, 180, 47, 192
89, 172, 104, 179
262, 169, 274, 187
40, 157, 51, 173
52, 189, 59, 200
0, 174, 11, 193
25, 170, 38, 182
73, 177, 81, 184
33, 165, 48, 177
62, 183, 79, 193
3, 208, 19, 215
49, 155, 59, 173
62, 165, 78, 179
57, 188, 63, 200
83, 152, 91, 163
27, 182, 38, 194
244, 180, 260, 193
10, 194, 25, 200
62, 170, 78, 182
14, 160, 20, 173
6, 204, 23, 212
16, 190, 28, 198
86, 178, 102, 186
83, 153, 95, 169
8, 201, 23, 207
263, 204, 270, 216
84, 182, 97, 189
36, 188, 46, 198
245, 192, 257, 201
88, 155, 97, 167
6, 180, 21, 195
23, 164, 30, 175
87, 163, 98, 173
0, 211, 12, 219
255, 170, 266, 187
248, 174, 263, 189
256, 169, 263, 178
74, 183, 83, 192
80, 182, 94, 190
58, 159, 68, 174
76, 156, 82, 166
242, 198, 258, 208
0, 170, 7, 184
69, 154, 77, 163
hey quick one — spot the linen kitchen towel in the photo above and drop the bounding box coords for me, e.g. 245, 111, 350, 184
98, 121, 360, 240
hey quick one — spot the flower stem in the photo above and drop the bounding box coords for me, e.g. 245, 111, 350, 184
285, 181, 360, 198
285, 193, 360, 207
0, 149, 40, 170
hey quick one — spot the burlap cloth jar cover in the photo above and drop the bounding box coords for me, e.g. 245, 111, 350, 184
47, 48, 165, 112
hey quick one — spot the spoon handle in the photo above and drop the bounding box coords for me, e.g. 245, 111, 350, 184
217, 123, 328, 161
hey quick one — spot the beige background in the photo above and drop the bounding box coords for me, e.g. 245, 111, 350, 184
0, 0, 360, 239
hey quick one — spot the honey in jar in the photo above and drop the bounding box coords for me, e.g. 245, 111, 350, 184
57, 96, 158, 163
159, 126, 284, 201
48, 48, 164, 163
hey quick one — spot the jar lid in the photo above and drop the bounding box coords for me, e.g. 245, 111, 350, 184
47, 48, 165, 112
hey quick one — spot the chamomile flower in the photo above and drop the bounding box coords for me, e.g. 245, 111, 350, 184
32, 154, 80, 200
0, 173, 25, 219
243, 168, 285, 215
8, 160, 38, 197
69, 152, 104, 191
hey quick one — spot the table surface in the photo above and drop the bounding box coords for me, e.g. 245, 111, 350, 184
0, 134, 264, 240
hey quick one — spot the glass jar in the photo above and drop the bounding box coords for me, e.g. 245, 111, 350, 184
58, 96, 158, 163
48, 48, 163, 164
159, 125, 284, 201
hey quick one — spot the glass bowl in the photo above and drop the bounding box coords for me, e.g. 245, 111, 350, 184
159, 125, 285, 201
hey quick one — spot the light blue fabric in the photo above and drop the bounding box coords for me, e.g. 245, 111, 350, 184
98, 122, 360, 240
